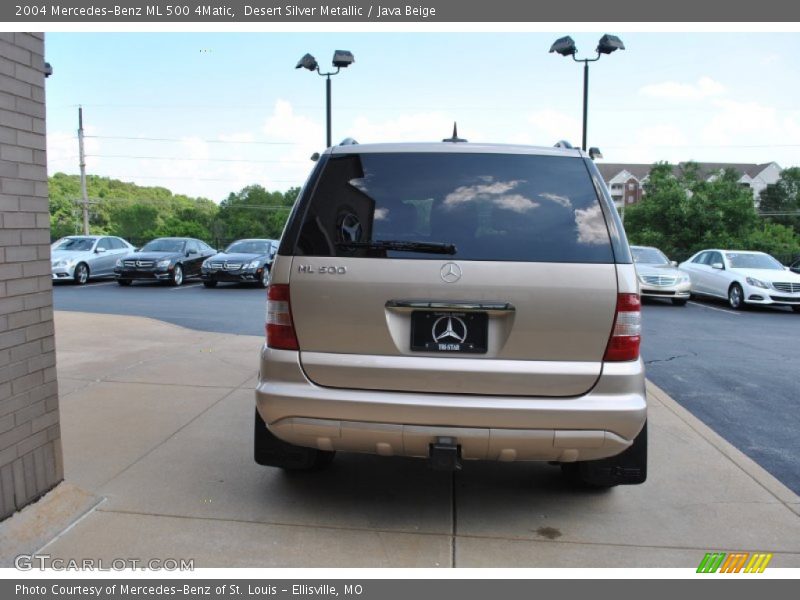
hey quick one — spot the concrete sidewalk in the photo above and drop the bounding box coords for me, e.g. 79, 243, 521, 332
3, 311, 799, 568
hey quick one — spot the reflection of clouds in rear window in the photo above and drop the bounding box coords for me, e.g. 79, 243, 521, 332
374, 207, 389, 221
444, 178, 538, 213
349, 177, 371, 193
574, 204, 607, 245
493, 194, 539, 213
538, 192, 573, 208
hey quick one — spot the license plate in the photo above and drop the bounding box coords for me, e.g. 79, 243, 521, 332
410, 311, 488, 353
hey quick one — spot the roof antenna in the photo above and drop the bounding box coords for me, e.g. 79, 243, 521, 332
443, 122, 467, 143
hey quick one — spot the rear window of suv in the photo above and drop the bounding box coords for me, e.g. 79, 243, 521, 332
291, 152, 614, 263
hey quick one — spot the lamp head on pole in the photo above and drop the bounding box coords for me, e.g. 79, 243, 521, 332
295, 53, 318, 71
332, 50, 355, 68
549, 36, 577, 57
597, 34, 625, 55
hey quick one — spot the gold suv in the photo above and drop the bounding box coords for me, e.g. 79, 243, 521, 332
255, 141, 647, 487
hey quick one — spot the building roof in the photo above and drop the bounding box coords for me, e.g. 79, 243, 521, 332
596, 162, 778, 183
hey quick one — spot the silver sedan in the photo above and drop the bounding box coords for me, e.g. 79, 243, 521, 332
631, 245, 691, 306
51, 235, 135, 284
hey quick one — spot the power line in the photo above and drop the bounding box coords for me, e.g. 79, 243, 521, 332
85, 135, 293, 145
85, 154, 309, 164
95, 174, 301, 183
44, 102, 800, 113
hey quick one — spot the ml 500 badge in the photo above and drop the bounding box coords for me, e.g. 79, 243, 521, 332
297, 265, 347, 275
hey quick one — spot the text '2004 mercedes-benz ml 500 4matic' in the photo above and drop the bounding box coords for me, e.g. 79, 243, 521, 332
255, 140, 647, 488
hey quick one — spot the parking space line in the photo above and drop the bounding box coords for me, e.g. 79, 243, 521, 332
688, 301, 742, 316
72, 282, 116, 288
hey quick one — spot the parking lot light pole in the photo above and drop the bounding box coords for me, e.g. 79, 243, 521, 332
296, 50, 355, 148
549, 35, 625, 151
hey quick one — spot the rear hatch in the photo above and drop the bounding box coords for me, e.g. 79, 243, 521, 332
286, 149, 619, 397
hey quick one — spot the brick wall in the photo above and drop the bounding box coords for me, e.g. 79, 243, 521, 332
0, 32, 63, 520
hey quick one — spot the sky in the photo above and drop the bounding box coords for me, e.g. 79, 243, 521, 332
44, 32, 800, 202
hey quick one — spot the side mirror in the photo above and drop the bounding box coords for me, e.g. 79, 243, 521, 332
711, 262, 724, 270
670, 261, 677, 267
95, 247, 106, 253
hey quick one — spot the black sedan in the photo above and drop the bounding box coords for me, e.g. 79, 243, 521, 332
114, 237, 216, 286
200, 238, 278, 288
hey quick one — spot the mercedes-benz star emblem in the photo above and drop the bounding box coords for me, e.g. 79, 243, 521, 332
432, 315, 468, 344
440, 262, 462, 283
339, 213, 362, 243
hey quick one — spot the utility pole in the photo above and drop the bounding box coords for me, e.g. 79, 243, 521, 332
78, 105, 90, 234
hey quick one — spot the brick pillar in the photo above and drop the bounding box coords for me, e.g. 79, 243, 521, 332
0, 32, 63, 520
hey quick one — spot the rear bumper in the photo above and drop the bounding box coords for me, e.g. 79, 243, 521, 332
255, 346, 647, 462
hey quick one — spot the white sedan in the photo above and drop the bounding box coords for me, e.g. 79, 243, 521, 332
679, 249, 800, 312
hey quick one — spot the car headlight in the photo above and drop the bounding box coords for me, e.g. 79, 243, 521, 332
157, 259, 171, 268
115, 258, 123, 267
248, 260, 261, 269
679, 274, 691, 283
202, 259, 210, 268
745, 277, 769, 289
52, 258, 74, 268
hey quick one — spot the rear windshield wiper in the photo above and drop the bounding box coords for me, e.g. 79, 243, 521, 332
337, 240, 457, 255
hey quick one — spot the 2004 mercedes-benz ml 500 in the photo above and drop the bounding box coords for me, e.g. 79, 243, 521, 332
255, 141, 647, 487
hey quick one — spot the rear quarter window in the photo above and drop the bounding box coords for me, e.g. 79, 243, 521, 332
290, 152, 615, 263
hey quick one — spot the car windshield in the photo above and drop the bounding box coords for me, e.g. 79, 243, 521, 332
631, 247, 669, 265
53, 238, 95, 251
225, 241, 271, 255
141, 239, 185, 253
726, 253, 784, 270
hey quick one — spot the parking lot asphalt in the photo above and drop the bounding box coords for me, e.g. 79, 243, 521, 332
53, 280, 800, 495
6, 311, 798, 568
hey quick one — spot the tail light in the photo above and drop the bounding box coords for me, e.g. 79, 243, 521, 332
266, 284, 299, 350
603, 293, 641, 361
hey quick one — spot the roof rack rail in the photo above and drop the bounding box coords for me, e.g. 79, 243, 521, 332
554, 140, 574, 149
339, 137, 358, 146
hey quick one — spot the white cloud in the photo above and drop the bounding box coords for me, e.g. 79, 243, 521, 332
349, 112, 458, 143
524, 109, 581, 145
600, 123, 689, 164
639, 77, 726, 100
47, 127, 101, 174
700, 99, 800, 147
218, 132, 255, 143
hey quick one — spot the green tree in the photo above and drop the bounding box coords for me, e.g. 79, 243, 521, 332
108, 204, 160, 242
758, 167, 800, 235
746, 222, 800, 263
215, 184, 296, 241
624, 162, 762, 261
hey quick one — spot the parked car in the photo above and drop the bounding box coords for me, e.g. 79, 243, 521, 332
114, 237, 216, 286
630, 245, 691, 306
201, 238, 278, 288
254, 140, 647, 488
51, 235, 135, 285
679, 249, 800, 312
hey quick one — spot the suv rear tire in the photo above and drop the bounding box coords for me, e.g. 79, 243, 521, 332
561, 421, 647, 488
254, 409, 335, 470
